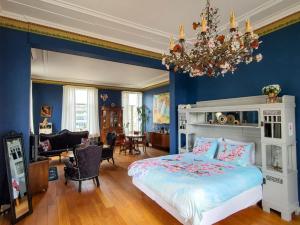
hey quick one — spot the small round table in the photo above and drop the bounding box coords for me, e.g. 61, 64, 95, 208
125, 133, 145, 154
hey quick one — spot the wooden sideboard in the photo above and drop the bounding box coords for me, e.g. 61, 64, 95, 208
149, 132, 170, 151
28, 159, 49, 195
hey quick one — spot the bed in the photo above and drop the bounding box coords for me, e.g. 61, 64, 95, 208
128, 153, 263, 225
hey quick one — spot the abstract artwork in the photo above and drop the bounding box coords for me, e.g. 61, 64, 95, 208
153, 93, 170, 124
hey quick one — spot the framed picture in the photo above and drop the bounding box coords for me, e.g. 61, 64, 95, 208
40, 105, 52, 118
153, 92, 170, 124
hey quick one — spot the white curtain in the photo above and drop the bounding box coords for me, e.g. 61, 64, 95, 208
61, 85, 100, 137
122, 91, 142, 134
30, 80, 34, 134
61, 85, 76, 132
86, 88, 100, 137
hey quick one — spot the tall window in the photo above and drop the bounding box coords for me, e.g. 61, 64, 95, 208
75, 89, 88, 131
62, 86, 99, 136
122, 91, 142, 134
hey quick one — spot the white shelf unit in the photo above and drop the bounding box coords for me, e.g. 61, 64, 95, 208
178, 95, 299, 221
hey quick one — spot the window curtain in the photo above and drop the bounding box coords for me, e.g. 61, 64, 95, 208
86, 88, 100, 137
61, 85, 76, 132
61, 85, 100, 137
122, 91, 142, 134
29, 80, 34, 134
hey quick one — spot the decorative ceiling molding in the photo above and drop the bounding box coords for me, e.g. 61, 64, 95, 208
31, 77, 169, 92
0, 16, 162, 60
255, 8, 300, 36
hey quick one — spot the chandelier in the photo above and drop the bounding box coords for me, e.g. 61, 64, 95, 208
162, 0, 263, 77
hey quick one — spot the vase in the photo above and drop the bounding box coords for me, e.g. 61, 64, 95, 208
267, 92, 278, 103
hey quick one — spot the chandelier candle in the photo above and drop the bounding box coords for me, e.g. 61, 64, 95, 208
162, 0, 263, 77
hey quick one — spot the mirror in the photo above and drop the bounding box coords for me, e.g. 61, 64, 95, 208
3, 133, 32, 224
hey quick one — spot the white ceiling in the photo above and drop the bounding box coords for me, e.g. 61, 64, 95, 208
31, 48, 168, 89
1, 0, 300, 53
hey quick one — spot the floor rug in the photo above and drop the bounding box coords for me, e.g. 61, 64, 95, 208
49, 166, 58, 181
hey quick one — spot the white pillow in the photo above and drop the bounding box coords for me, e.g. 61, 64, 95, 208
223, 138, 255, 164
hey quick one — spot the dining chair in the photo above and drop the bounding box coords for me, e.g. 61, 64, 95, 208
119, 134, 130, 155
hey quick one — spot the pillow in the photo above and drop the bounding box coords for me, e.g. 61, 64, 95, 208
81, 138, 90, 145
40, 139, 52, 152
223, 138, 255, 164
193, 139, 218, 159
217, 141, 252, 166
194, 137, 223, 146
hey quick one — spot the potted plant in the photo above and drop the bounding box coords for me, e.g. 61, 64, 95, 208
262, 84, 281, 103
137, 105, 150, 134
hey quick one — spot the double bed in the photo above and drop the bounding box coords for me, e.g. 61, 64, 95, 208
128, 152, 263, 225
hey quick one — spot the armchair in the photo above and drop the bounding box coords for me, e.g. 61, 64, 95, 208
64, 145, 102, 192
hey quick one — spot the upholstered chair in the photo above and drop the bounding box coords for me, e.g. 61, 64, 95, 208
101, 133, 116, 164
64, 145, 102, 192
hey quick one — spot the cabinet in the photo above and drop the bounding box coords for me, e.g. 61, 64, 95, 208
260, 102, 299, 221
28, 159, 49, 195
100, 106, 123, 143
149, 132, 169, 151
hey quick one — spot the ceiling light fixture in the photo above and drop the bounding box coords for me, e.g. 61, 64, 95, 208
162, 0, 263, 77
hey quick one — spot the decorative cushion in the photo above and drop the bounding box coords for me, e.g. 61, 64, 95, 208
217, 141, 252, 166
223, 138, 255, 164
193, 139, 218, 159
81, 138, 90, 145
40, 139, 52, 152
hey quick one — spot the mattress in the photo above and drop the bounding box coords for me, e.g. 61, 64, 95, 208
133, 178, 262, 225
128, 153, 263, 225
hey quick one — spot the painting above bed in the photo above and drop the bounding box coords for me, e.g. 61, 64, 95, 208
153, 92, 170, 124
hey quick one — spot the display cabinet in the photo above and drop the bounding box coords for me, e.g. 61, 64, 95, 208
100, 106, 123, 143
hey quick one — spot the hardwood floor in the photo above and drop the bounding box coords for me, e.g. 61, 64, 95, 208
1, 147, 300, 225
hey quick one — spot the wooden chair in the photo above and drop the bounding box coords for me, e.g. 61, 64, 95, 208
135, 133, 147, 152
119, 134, 130, 155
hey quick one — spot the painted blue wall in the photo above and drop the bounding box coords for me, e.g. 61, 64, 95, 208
143, 85, 170, 132
32, 83, 63, 134
0, 28, 30, 203
98, 89, 122, 108
0, 26, 163, 202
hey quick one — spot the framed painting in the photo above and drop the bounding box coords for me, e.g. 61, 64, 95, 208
40, 105, 52, 118
153, 92, 170, 124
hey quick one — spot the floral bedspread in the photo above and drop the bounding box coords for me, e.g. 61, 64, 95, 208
128, 153, 262, 225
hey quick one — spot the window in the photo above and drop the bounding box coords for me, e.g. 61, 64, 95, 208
122, 91, 142, 134
75, 89, 88, 131
61, 86, 99, 136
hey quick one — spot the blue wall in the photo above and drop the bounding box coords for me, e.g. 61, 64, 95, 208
143, 85, 170, 132
98, 89, 122, 108
0, 28, 30, 203
32, 83, 63, 134
0, 26, 164, 202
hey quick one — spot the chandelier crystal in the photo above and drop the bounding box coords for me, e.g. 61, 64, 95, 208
162, 0, 263, 77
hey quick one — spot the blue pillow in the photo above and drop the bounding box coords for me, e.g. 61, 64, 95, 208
217, 141, 252, 166
193, 138, 218, 159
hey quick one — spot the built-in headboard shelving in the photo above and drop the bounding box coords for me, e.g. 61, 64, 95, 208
178, 95, 299, 221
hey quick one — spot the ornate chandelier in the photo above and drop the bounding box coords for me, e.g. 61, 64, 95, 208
162, 0, 263, 77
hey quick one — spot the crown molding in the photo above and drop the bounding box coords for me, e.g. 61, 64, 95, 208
0, 15, 162, 60
32, 77, 170, 92
255, 9, 300, 36
31, 78, 143, 92
141, 80, 170, 92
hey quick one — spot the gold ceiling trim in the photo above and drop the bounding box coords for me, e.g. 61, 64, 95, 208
0, 16, 162, 60
255, 11, 300, 36
32, 78, 141, 92
32, 78, 169, 92
141, 80, 170, 91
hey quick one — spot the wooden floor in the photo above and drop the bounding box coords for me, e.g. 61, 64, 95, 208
1, 147, 300, 225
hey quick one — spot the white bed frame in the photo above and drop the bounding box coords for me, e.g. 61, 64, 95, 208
133, 178, 262, 225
